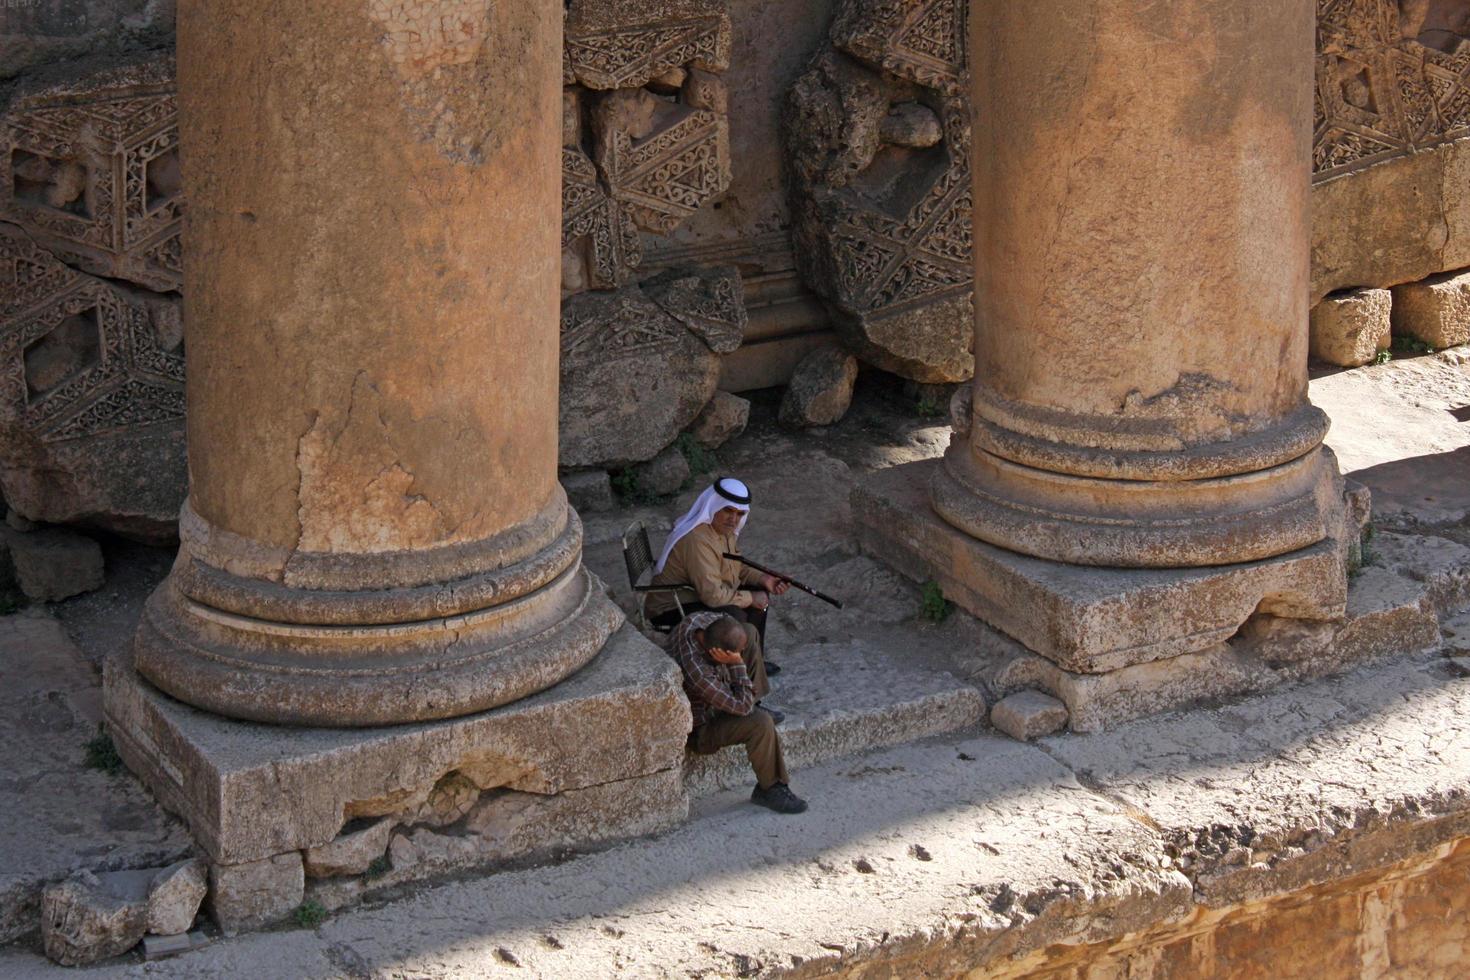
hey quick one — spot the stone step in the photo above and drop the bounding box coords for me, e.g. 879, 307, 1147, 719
681, 638, 987, 798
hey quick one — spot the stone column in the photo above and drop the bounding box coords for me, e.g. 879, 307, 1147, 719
937, 0, 1341, 568
133, 0, 619, 726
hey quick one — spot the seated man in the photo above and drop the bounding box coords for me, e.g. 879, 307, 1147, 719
668, 610, 808, 815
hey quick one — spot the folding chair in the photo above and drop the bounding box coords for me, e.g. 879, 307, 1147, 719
622, 520, 689, 634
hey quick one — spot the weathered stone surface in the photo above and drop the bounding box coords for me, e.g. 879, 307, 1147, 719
989, 691, 1068, 742
784, 0, 974, 384
207, 854, 303, 935
779, 344, 858, 427
1391, 267, 1470, 348
1, 56, 182, 292
41, 869, 149, 966
559, 286, 721, 468
0, 224, 186, 542
308, 768, 689, 914
4, 526, 104, 602
632, 444, 690, 497
1309, 288, 1392, 366
106, 624, 689, 865
303, 819, 396, 879
564, 0, 731, 91
146, 859, 206, 936
855, 460, 1349, 677
685, 390, 749, 449
560, 469, 615, 514
0, 4, 175, 82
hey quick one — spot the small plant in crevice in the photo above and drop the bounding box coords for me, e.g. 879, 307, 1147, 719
675, 432, 716, 479
919, 580, 952, 623
1349, 523, 1380, 580
1373, 348, 1393, 365
1391, 336, 1436, 355
84, 724, 123, 774
914, 394, 946, 420
609, 469, 657, 507
293, 899, 328, 929
363, 855, 391, 880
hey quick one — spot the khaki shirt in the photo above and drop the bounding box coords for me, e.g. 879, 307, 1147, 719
645, 523, 763, 617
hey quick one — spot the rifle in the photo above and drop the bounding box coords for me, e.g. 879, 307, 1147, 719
722, 553, 844, 609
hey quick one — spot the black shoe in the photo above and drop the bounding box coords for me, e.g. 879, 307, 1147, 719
756, 702, 785, 724
751, 783, 808, 814
765, 660, 782, 676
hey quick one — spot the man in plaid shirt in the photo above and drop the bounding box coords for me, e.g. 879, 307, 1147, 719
669, 610, 808, 814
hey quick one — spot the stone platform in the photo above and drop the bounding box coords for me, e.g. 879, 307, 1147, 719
104, 618, 693, 931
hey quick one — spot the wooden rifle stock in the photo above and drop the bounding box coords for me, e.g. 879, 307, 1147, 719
722, 553, 844, 609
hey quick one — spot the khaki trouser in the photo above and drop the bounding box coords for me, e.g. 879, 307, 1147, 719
690, 708, 790, 789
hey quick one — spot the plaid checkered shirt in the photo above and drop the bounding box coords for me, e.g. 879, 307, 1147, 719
668, 610, 755, 730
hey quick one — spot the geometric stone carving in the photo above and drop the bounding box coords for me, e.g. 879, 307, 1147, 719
561, 0, 734, 290
0, 223, 185, 540
1, 56, 181, 292
785, 0, 974, 384
564, 0, 732, 91
1315, 0, 1470, 181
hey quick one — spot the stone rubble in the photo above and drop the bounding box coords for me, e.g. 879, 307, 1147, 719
779, 345, 859, 428
40, 870, 150, 967
2, 527, 104, 602
1391, 267, 1470, 349
207, 854, 304, 936
631, 444, 691, 497
1309, 287, 1392, 366
685, 391, 750, 449
144, 860, 207, 937
989, 690, 1070, 742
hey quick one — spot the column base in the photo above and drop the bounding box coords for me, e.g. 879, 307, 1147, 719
853, 459, 1350, 676
104, 622, 691, 929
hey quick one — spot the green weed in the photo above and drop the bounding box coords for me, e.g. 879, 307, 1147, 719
675, 433, 716, 479
919, 581, 952, 623
293, 900, 328, 929
83, 725, 123, 774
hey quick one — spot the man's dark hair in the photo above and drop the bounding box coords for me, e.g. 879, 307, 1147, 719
703, 615, 748, 653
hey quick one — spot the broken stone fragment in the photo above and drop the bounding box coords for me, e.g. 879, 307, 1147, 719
633, 445, 692, 497
3, 526, 104, 602
411, 772, 480, 828
146, 858, 207, 936
989, 691, 1070, 741
780, 346, 858, 428
1391, 269, 1470, 349
880, 101, 943, 147
1310, 288, 1392, 367
303, 819, 397, 878
643, 265, 748, 355
687, 391, 750, 449
208, 854, 304, 935
41, 869, 150, 966
561, 470, 616, 514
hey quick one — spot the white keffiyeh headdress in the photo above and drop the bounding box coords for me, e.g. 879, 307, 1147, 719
653, 477, 751, 573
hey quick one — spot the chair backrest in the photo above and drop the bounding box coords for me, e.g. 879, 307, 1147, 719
622, 520, 657, 589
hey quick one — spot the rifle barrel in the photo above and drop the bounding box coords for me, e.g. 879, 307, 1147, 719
722, 553, 844, 609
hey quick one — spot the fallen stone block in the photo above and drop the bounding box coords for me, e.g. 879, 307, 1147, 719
990, 691, 1069, 741
632, 445, 690, 497
1392, 269, 1470, 349
4, 526, 103, 602
780, 345, 858, 427
686, 391, 749, 449
146, 859, 206, 936
1310, 288, 1391, 366
304, 818, 396, 878
208, 854, 304, 934
41, 869, 150, 966
560, 470, 614, 514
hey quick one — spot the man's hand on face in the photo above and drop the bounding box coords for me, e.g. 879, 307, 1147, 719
706, 645, 746, 666
758, 573, 790, 597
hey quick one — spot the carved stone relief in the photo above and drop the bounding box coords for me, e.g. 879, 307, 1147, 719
0, 222, 185, 540
784, 0, 974, 384
0, 56, 185, 539
558, 0, 745, 470
1315, 0, 1470, 180
1, 57, 181, 293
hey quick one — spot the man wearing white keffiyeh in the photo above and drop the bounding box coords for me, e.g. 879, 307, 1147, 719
646, 477, 791, 697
